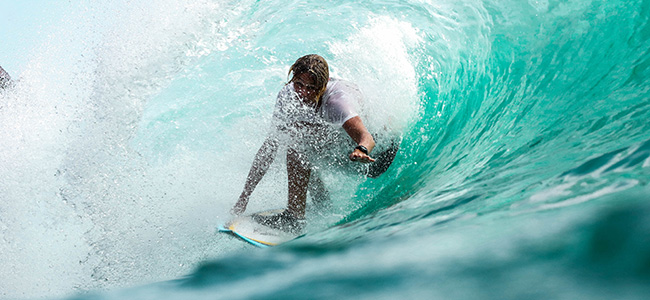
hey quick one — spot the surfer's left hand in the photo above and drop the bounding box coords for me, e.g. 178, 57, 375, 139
349, 149, 375, 163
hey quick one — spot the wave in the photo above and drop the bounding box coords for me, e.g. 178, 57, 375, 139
1, 0, 649, 299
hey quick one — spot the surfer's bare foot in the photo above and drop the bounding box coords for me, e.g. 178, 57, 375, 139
253, 210, 305, 234
230, 205, 245, 216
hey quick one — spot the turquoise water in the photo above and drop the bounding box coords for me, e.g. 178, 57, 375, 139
1, 0, 649, 299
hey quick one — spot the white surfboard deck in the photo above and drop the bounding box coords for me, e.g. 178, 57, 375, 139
218, 209, 300, 247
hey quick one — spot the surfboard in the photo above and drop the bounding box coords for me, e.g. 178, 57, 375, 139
218, 209, 301, 247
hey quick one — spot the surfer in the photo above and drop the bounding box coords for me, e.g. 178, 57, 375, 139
231, 54, 398, 232
0, 66, 12, 89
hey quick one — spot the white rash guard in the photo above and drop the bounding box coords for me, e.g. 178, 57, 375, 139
272, 78, 363, 128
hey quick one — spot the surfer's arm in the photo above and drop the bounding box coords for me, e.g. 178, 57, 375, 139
343, 116, 376, 163
232, 137, 279, 215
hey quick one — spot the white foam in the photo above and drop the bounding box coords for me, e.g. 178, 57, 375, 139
0, 0, 254, 298
328, 15, 422, 135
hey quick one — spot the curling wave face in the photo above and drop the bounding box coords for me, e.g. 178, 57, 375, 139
1, 0, 650, 299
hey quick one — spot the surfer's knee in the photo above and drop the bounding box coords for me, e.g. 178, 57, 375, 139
287, 147, 311, 170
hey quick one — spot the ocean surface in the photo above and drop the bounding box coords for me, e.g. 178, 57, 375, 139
1, 0, 649, 299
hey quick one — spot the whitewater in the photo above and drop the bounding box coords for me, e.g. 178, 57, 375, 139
1, 0, 649, 299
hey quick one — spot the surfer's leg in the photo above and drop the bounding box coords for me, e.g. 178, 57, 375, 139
286, 147, 310, 219
251, 147, 309, 234
308, 170, 331, 210
253, 147, 309, 233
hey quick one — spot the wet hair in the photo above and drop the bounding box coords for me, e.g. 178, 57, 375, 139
288, 54, 329, 100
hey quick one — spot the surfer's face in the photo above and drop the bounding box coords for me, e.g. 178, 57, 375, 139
293, 72, 319, 105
